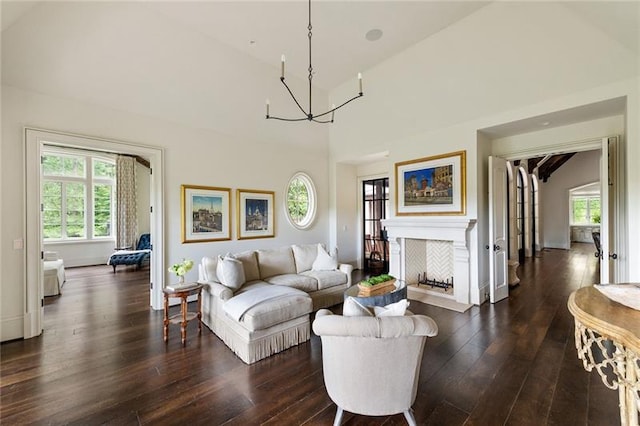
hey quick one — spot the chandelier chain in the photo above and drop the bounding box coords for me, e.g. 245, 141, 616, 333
265, 0, 363, 123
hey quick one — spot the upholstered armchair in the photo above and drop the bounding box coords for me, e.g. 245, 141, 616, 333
107, 233, 151, 272
312, 309, 438, 426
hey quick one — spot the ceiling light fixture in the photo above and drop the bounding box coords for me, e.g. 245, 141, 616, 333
265, 0, 363, 123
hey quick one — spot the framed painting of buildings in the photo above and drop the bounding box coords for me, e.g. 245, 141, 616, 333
237, 189, 275, 239
181, 185, 231, 243
395, 150, 466, 216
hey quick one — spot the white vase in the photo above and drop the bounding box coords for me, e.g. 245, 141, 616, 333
178, 275, 185, 285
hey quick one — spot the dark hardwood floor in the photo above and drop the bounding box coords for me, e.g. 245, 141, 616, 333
1, 243, 618, 425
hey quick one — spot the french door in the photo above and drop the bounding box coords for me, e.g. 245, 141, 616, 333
362, 178, 389, 274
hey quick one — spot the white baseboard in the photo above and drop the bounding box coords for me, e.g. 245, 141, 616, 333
478, 282, 490, 305
65, 257, 109, 268
1, 314, 24, 342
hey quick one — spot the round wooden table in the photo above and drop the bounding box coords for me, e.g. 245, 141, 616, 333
163, 283, 203, 346
567, 285, 640, 425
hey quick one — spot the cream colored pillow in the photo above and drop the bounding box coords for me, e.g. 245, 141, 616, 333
201, 256, 219, 282
373, 299, 409, 317
312, 244, 338, 271
342, 297, 373, 317
216, 255, 246, 290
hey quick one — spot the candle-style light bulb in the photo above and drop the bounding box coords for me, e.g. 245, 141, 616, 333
358, 72, 363, 94
281, 55, 286, 79
266, 99, 270, 117
331, 104, 335, 122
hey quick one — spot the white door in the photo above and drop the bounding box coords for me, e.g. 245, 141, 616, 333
489, 156, 509, 303
599, 136, 619, 284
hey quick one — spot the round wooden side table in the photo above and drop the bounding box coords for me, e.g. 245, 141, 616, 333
163, 283, 204, 346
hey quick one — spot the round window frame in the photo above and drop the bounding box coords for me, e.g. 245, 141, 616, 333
284, 172, 317, 230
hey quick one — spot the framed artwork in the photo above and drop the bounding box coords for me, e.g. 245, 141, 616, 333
181, 185, 231, 243
237, 189, 275, 239
395, 150, 466, 216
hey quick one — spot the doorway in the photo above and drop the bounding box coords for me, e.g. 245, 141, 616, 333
25, 128, 165, 339
492, 139, 624, 299
362, 177, 389, 275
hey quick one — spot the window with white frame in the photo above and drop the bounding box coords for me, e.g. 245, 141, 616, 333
285, 172, 317, 230
570, 195, 601, 225
42, 148, 116, 241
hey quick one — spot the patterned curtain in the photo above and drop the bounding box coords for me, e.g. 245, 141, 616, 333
116, 155, 138, 249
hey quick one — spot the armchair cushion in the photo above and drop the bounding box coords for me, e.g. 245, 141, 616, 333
313, 310, 437, 338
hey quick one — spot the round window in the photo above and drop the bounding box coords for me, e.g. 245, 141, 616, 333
285, 172, 316, 229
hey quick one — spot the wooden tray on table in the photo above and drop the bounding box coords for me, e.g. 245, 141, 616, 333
357, 279, 396, 297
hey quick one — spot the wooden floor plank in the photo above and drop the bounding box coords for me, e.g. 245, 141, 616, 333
0, 243, 621, 424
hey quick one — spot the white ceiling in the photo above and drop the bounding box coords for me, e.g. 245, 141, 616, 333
2, 1, 639, 138
142, 1, 490, 90
4, 1, 637, 91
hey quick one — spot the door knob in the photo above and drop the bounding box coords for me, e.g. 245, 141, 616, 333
609, 253, 618, 260
493, 244, 501, 251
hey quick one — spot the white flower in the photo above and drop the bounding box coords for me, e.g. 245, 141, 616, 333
168, 258, 194, 277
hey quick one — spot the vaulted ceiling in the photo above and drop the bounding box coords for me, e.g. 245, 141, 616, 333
2, 1, 638, 140
526, 153, 576, 182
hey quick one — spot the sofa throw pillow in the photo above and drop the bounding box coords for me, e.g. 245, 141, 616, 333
292, 243, 322, 273
216, 255, 246, 291
201, 256, 219, 283
312, 244, 338, 271
373, 299, 409, 317
343, 297, 373, 317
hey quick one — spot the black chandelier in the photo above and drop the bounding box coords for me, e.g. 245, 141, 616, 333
265, 0, 363, 123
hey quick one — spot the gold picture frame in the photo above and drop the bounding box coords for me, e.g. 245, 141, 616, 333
237, 189, 275, 239
181, 184, 231, 243
395, 150, 466, 216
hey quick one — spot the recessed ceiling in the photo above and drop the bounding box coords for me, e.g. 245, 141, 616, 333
479, 97, 627, 139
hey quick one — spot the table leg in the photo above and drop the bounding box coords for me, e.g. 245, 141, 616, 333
181, 295, 187, 346
197, 289, 202, 335
623, 353, 638, 426
163, 293, 169, 343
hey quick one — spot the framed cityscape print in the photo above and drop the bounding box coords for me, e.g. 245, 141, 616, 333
181, 185, 231, 243
395, 150, 466, 216
237, 189, 275, 239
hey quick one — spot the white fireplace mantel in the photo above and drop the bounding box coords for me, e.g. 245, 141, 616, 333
381, 217, 476, 306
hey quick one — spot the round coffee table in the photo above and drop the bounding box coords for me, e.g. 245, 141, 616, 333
344, 279, 407, 307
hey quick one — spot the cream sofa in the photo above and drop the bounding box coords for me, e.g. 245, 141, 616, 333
198, 243, 353, 364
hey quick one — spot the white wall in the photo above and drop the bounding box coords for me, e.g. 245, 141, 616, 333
329, 162, 358, 266
1, 85, 330, 341
137, 162, 151, 236
327, 1, 639, 303
540, 150, 601, 249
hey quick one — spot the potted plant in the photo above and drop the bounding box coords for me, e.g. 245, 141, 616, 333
357, 273, 396, 296
168, 258, 194, 285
